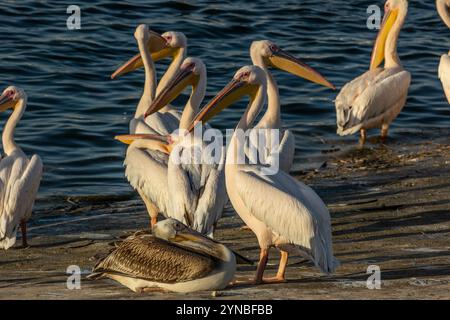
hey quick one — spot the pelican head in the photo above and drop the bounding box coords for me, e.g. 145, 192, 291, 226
161, 31, 187, 50
153, 218, 227, 261
188, 66, 267, 131
370, 0, 408, 70
250, 40, 335, 89
111, 28, 187, 79
0, 86, 26, 111
145, 57, 206, 117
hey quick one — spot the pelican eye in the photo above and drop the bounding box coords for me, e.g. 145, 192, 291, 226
174, 222, 184, 231
269, 44, 279, 53
185, 62, 195, 71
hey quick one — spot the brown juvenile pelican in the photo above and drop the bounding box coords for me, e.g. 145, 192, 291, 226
88, 219, 236, 293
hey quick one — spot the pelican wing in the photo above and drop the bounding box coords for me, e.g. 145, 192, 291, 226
0, 152, 42, 249
124, 146, 170, 215
191, 147, 227, 235
167, 140, 227, 235
131, 112, 179, 135
234, 166, 338, 273
276, 129, 295, 173
245, 128, 295, 173
336, 68, 411, 135
91, 234, 215, 283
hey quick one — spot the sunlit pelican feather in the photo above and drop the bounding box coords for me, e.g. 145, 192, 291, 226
249, 40, 335, 172
117, 58, 227, 236
335, 0, 411, 144
88, 219, 236, 293
0, 86, 43, 249
437, 0, 450, 103
190, 66, 339, 284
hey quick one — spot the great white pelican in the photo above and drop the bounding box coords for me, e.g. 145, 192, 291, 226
0, 86, 43, 249
116, 58, 227, 236
113, 25, 187, 227
335, 0, 411, 144
111, 25, 187, 135
190, 66, 339, 284
249, 40, 335, 172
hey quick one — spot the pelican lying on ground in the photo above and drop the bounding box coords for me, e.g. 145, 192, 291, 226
117, 58, 227, 236
249, 40, 335, 172
335, 0, 411, 144
0, 86, 43, 249
112, 27, 187, 135
88, 219, 236, 293
437, 0, 450, 103
190, 66, 339, 284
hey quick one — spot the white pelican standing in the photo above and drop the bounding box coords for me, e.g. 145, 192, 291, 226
113, 25, 187, 226
88, 219, 236, 293
437, 0, 450, 103
191, 66, 339, 284
335, 0, 411, 144
0, 86, 43, 249
117, 57, 227, 236
249, 40, 335, 172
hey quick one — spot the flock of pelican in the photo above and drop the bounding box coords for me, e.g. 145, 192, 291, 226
1, 0, 449, 293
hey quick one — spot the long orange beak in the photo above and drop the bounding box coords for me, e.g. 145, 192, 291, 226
111, 31, 174, 79
370, 7, 399, 70
187, 78, 258, 132
268, 49, 335, 90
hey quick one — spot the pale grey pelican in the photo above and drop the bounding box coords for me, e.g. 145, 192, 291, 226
335, 0, 411, 144
190, 66, 339, 284
0, 86, 43, 249
437, 0, 450, 103
88, 218, 236, 293
249, 40, 335, 172
117, 57, 227, 236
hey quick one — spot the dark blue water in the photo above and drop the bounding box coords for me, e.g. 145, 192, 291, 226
0, 0, 449, 198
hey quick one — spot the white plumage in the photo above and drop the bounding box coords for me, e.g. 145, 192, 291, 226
194, 65, 338, 284
437, 0, 450, 103
0, 86, 43, 249
119, 57, 227, 235
232, 164, 337, 273
114, 25, 187, 226
335, 0, 410, 143
336, 67, 411, 135
167, 134, 227, 236
248, 40, 334, 173
439, 54, 450, 103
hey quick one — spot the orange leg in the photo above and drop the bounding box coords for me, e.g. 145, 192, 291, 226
229, 248, 269, 286
380, 124, 389, 143
137, 189, 159, 228
359, 129, 367, 146
262, 250, 289, 283
20, 220, 28, 247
